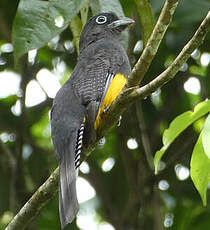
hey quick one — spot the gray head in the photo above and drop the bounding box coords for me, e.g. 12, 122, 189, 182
79, 12, 134, 53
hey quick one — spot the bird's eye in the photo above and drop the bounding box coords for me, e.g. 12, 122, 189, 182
96, 15, 107, 24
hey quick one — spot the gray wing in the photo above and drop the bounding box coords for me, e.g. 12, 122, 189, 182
69, 39, 131, 146
71, 39, 130, 108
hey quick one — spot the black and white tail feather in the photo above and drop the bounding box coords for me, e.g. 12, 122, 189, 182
59, 122, 85, 229
75, 123, 85, 169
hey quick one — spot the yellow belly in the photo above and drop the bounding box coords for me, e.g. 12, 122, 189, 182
94, 73, 127, 130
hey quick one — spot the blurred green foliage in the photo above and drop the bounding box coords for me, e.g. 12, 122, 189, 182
0, 0, 210, 230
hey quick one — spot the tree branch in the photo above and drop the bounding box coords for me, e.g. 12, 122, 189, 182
99, 10, 210, 138
5, 7, 210, 230
96, 0, 179, 138
135, 102, 154, 170
5, 168, 59, 230
127, 0, 179, 88
130, 10, 210, 100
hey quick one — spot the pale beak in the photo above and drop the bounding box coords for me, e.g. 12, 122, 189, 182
108, 17, 135, 29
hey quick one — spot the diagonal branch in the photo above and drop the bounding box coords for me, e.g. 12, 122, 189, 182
99, 10, 210, 139
130, 10, 210, 100
96, 0, 179, 138
5, 8, 210, 230
127, 0, 179, 88
5, 168, 59, 230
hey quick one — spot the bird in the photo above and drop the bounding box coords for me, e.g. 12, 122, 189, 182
50, 12, 134, 229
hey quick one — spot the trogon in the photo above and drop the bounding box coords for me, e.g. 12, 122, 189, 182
50, 12, 134, 229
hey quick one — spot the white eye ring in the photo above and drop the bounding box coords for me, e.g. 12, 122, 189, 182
96, 15, 107, 24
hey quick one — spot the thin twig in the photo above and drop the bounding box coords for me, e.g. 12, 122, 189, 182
131, 11, 210, 100
135, 102, 154, 170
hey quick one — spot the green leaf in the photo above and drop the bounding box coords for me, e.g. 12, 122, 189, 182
90, 0, 100, 15
134, 0, 155, 45
80, 0, 90, 27
12, 0, 85, 62
190, 132, 210, 206
69, 15, 83, 55
154, 100, 210, 174
202, 113, 210, 159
